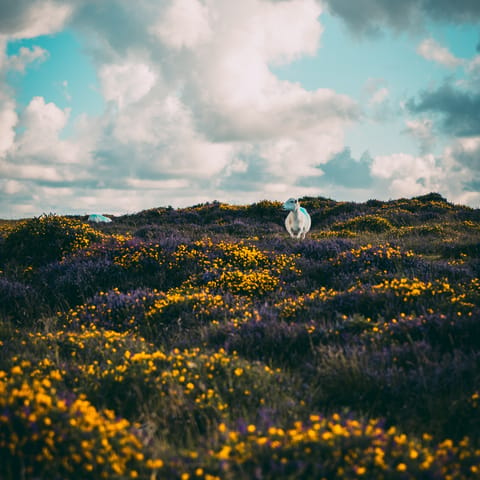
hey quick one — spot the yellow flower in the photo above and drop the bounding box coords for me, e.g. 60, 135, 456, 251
234, 368, 244, 376
42, 378, 51, 388
322, 431, 333, 441
440, 438, 453, 449
397, 463, 407, 472
146, 459, 164, 469
217, 445, 231, 460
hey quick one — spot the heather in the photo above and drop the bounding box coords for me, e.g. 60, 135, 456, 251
0, 193, 479, 479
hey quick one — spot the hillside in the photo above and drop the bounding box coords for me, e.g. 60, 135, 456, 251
1, 193, 479, 479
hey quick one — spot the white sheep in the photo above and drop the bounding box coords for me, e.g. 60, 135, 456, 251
283, 197, 311, 239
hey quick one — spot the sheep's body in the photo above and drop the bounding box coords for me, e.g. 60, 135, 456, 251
283, 198, 311, 239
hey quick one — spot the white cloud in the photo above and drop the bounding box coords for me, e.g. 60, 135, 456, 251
152, 0, 213, 49
8, 1, 73, 39
0, 100, 18, 157
106, 94, 235, 179
250, 0, 323, 64
2, 1, 480, 217
2, 179, 24, 195
0, 0, 362, 217
439, 138, 480, 204
261, 122, 346, 178
417, 38, 464, 68
0, 163, 74, 183
1, 96, 98, 192
177, 0, 331, 136
22, 96, 69, 135
14, 97, 72, 162
370, 152, 444, 198
6, 45, 48, 72
87, 0, 356, 202
369, 87, 389, 105
403, 118, 434, 153
453, 136, 480, 154
362, 78, 393, 122
443, 135, 480, 172
126, 178, 190, 190
99, 60, 157, 109
371, 152, 436, 179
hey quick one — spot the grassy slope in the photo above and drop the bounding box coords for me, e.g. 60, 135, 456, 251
1, 192, 480, 479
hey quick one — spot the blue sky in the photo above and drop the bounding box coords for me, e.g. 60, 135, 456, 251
7, 30, 103, 137
7, 30, 103, 112
1, 0, 480, 218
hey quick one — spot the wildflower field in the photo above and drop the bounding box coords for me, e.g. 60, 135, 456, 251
1, 192, 479, 479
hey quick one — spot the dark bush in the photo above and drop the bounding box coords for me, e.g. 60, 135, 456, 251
292, 238, 354, 260
37, 257, 123, 307
0, 277, 40, 321
1, 214, 103, 267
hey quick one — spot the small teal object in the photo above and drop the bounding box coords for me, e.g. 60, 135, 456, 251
88, 214, 112, 223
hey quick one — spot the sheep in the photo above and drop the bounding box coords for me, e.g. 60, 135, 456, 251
283, 197, 311, 239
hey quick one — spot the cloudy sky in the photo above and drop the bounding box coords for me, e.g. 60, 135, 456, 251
1, 0, 480, 218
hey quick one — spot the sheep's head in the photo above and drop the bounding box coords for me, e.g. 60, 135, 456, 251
283, 198, 299, 211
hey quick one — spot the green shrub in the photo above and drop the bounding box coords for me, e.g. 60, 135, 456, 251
332, 215, 393, 233
1, 214, 103, 267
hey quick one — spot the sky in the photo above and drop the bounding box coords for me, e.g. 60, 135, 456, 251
1, 0, 480, 218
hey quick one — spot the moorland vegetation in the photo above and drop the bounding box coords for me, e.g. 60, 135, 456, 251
0, 192, 479, 479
